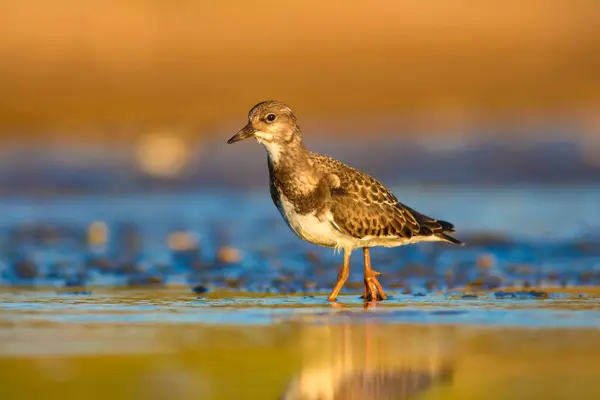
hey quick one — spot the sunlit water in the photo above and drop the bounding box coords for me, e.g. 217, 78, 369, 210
1, 185, 599, 399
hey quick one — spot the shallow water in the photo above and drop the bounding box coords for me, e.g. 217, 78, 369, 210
1, 288, 599, 328
1, 185, 600, 399
1, 288, 600, 399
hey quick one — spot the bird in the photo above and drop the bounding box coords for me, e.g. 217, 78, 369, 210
227, 100, 462, 301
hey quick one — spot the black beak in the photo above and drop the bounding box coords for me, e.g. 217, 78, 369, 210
227, 122, 256, 144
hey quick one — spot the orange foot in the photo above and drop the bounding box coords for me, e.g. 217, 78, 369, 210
362, 269, 388, 301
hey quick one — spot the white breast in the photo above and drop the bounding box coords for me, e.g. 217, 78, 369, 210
276, 194, 355, 251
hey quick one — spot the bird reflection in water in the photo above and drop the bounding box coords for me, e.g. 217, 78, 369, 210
281, 319, 454, 400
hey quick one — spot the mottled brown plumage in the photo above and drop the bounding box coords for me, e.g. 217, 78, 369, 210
228, 100, 462, 302
309, 153, 460, 244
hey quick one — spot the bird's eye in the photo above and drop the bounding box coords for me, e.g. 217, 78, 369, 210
266, 113, 276, 122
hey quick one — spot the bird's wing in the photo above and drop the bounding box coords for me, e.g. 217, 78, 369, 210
329, 193, 459, 242
311, 152, 460, 243
328, 192, 420, 239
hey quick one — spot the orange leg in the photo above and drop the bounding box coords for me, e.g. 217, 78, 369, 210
327, 250, 351, 302
363, 247, 387, 301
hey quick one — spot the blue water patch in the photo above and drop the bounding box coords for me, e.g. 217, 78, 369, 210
0, 186, 599, 331
0, 186, 599, 294
1, 291, 599, 329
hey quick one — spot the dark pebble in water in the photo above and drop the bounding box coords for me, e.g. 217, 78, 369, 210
461, 294, 478, 299
127, 274, 164, 286
424, 280, 437, 292
13, 260, 39, 279
413, 292, 426, 297
118, 263, 144, 275
276, 284, 298, 295
86, 257, 114, 273
191, 285, 209, 294
516, 290, 548, 299
576, 271, 600, 286
56, 291, 92, 296
547, 271, 559, 282
225, 278, 244, 289
468, 275, 503, 290
272, 275, 293, 284
494, 291, 517, 299
494, 290, 548, 299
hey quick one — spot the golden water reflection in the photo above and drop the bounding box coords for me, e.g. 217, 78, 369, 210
282, 323, 454, 400
0, 321, 599, 399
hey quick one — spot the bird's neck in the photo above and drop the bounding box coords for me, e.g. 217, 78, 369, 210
264, 134, 309, 170
266, 138, 319, 197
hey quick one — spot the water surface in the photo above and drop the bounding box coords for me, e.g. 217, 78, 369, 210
1, 186, 599, 399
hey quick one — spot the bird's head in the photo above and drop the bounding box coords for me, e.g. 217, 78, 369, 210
227, 100, 302, 147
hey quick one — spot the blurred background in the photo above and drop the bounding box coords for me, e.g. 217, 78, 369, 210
1, 3, 600, 399
1, 0, 599, 288
1, 0, 599, 193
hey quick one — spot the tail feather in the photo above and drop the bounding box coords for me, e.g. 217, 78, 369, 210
437, 219, 456, 233
398, 203, 463, 245
433, 219, 463, 245
435, 231, 464, 245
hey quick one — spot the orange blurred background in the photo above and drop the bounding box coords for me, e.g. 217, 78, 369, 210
1, 0, 599, 144
1, 0, 599, 191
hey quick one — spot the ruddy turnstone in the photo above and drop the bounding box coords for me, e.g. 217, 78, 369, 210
227, 100, 462, 301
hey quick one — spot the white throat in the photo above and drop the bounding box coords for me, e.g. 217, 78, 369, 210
263, 141, 283, 165
253, 130, 283, 165
255, 129, 303, 167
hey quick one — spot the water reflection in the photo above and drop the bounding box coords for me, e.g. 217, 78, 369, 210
281, 323, 454, 400
1, 318, 600, 399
